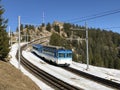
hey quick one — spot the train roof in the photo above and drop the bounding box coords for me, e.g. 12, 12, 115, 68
43, 45, 65, 50
32, 44, 43, 48
32, 44, 63, 49
32, 44, 72, 52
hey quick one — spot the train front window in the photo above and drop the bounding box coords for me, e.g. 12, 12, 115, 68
66, 53, 72, 57
58, 53, 65, 58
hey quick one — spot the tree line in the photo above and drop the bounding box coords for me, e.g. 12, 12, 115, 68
49, 23, 120, 69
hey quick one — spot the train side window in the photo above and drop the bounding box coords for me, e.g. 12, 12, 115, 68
56, 53, 58, 57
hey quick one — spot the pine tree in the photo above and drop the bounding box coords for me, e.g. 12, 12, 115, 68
46, 22, 51, 32
49, 32, 62, 46
63, 23, 71, 37
53, 25, 60, 33
0, 2, 9, 60
41, 23, 45, 27
49, 32, 69, 48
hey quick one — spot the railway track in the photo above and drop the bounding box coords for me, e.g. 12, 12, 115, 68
16, 38, 83, 90
32, 51, 120, 90
63, 67, 120, 90
20, 53, 82, 90
16, 36, 120, 90
30, 43, 120, 90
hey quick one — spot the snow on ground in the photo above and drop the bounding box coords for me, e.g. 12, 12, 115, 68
9, 43, 54, 90
9, 43, 120, 90
22, 50, 117, 90
71, 62, 120, 83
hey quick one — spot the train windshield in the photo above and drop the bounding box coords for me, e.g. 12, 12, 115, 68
58, 53, 72, 58
66, 53, 72, 58
58, 53, 65, 58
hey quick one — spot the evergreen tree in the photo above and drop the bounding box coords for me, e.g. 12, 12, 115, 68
41, 23, 45, 27
49, 32, 71, 48
0, 2, 9, 60
20, 24, 24, 31
20, 24, 24, 35
25, 24, 29, 28
46, 22, 51, 32
63, 23, 71, 37
53, 25, 60, 33
50, 32, 63, 46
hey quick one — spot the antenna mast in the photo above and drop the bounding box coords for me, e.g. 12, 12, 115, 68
42, 11, 45, 23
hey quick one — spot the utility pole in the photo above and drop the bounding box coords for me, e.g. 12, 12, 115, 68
27, 33, 28, 47
18, 16, 21, 70
85, 22, 89, 70
9, 26, 12, 47
67, 22, 89, 70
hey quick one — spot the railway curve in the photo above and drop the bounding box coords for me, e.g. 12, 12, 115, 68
16, 37, 83, 90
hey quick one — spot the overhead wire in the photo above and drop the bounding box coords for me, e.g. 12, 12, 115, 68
72, 10, 120, 23
64, 8, 120, 23
63, 8, 120, 33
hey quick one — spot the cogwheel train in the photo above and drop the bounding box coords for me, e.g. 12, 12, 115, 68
32, 44, 72, 66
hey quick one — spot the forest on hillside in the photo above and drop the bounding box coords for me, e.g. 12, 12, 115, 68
50, 23, 120, 69
19, 22, 120, 69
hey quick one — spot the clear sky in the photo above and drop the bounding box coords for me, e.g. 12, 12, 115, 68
1, 0, 120, 33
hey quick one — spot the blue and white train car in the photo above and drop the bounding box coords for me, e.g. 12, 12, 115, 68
32, 44, 72, 66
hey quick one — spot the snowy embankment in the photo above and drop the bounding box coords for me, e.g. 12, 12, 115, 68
71, 62, 120, 83
9, 43, 54, 90
9, 43, 120, 90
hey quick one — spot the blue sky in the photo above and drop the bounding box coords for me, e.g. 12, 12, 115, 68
1, 0, 120, 33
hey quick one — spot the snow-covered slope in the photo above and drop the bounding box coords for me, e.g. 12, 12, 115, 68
71, 62, 120, 83
9, 43, 54, 90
